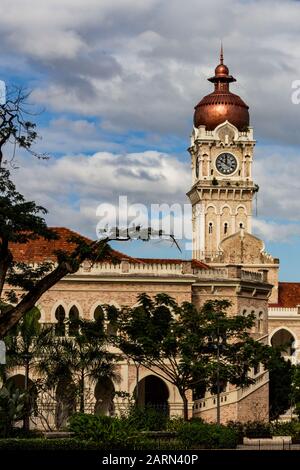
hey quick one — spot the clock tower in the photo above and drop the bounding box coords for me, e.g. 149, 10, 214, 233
187, 48, 257, 262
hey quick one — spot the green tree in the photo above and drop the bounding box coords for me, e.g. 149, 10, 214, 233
0, 90, 129, 338
109, 294, 273, 421
1, 307, 54, 431
291, 365, 300, 419
38, 317, 119, 423
0, 91, 177, 338
0, 165, 117, 338
268, 351, 293, 420
0, 382, 27, 437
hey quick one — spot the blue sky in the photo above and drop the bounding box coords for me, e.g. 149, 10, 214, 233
2, 0, 300, 280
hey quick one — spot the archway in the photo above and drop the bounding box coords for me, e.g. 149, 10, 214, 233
69, 305, 79, 336
55, 377, 76, 429
134, 375, 169, 415
271, 329, 296, 358
94, 377, 115, 416
55, 305, 66, 336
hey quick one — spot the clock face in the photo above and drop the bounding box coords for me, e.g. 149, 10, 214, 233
215, 153, 237, 175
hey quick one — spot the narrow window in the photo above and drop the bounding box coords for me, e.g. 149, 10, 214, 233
69, 306, 80, 336
208, 222, 213, 234
55, 306, 65, 337
224, 222, 228, 234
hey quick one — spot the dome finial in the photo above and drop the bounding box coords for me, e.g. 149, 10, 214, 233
220, 42, 224, 65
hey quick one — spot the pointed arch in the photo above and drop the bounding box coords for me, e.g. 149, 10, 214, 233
69, 305, 80, 336
54, 305, 66, 337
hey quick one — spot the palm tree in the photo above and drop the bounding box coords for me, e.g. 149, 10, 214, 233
39, 317, 120, 428
1, 306, 53, 431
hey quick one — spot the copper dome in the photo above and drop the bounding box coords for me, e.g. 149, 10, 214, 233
194, 47, 249, 131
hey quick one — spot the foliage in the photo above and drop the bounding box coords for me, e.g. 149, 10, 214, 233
0, 145, 114, 338
178, 421, 238, 449
68, 413, 139, 449
270, 420, 299, 437
243, 421, 271, 438
227, 420, 300, 440
268, 351, 293, 420
226, 421, 245, 444
1, 307, 54, 430
109, 294, 274, 420
0, 438, 101, 451
38, 319, 119, 419
290, 422, 300, 438
291, 365, 300, 417
0, 382, 27, 437
166, 416, 186, 432
0, 87, 48, 166
127, 405, 168, 431
68, 413, 240, 449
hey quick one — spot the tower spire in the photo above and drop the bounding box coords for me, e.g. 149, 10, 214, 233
220, 42, 224, 64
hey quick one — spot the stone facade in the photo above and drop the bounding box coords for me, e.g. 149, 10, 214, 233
5, 52, 292, 429
187, 122, 256, 261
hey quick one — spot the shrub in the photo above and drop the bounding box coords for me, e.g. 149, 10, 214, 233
0, 384, 27, 437
0, 438, 100, 451
178, 421, 238, 449
127, 405, 168, 431
290, 422, 300, 438
226, 421, 245, 444
68, 413, 138, 449
244, 421, 271, 438
166, 416, 186, 432
270, 420, 298, 436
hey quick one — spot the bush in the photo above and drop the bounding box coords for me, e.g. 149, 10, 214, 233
244, 421, 271, 438
166, 416, 186, 432
5, 428, 43, 439
127, 405, 168, 431
227, 421, 245, 444
178, 421, 238, 449
68, 413, 139, 449
0, 438, 101, 451
270, 420, 298, 436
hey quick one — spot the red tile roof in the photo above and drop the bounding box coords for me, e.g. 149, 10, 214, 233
9, 227, 208, 270
269, 282, 300, 308
9, 227, 138, 264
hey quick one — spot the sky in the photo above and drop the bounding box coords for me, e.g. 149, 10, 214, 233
1, 0, 300, 280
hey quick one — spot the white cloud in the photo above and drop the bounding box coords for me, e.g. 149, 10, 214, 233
11, 150, 190, 237
1, 0, 300, 142
252, 219, 300, 243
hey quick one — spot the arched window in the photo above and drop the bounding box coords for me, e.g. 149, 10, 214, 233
55, 306, 65, 336
224, 222, 228, 234
195, 157, 199, 178
94, 306, 104, 323
94, 306, 105, 334
250, 310, 256, 333
239, 222, 244, 229
69, 306, 80, 336
208, 222, 213, 234
257, 312, 264, 334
